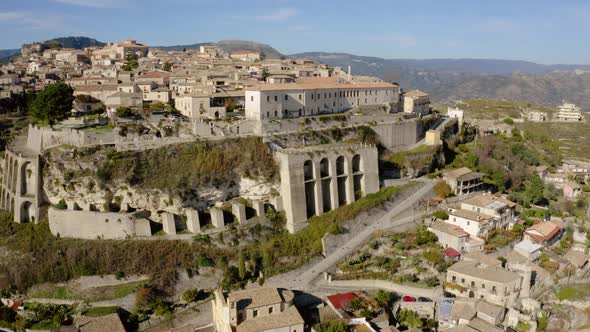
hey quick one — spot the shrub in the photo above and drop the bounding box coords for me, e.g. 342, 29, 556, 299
181, 288, 200, 303
116, 107, 135, 118
115, 271, 125, 280
432, 210, 449, 220
54, 199, 67, 210
433, 181, 451, 198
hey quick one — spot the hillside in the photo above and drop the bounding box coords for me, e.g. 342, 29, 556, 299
48, 36, 105, 49
156, 40, 284, 58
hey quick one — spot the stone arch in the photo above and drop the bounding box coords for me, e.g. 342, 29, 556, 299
336, 156, 347, 206
352, 154, 362, 173
11, 159, 18, 192
303, 160, 314, 181
352, 154, 363, 199
5, 155, 12, 191
468, 290, 475, 298
20, 161, 33, 196
319, 158, 330, 178
303, 160, 316, 218
20, 201, 34, 223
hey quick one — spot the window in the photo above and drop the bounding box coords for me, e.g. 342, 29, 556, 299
266, 111, 269, 118
467, 221, 470, 226
471, 281, 475, 287
285, 95, 288, 100
492, 286, 496, 292
267, 96, 270, 102
482, 284, 485, 289
452, 276, 456, 281
269, 307, 273, 314
251, 96, 253, 102
253, 310, 258, 317
299, 94, 302, 100
461, 278, 465, 283
274, 96, 278, 102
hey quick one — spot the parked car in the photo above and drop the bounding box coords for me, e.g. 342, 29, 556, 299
402, 296, 416, 302
418, 297, 432, 302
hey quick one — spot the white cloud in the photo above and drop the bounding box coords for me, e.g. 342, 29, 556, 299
369, 34, 417, 48
53, 0, 123, 8
0, 11, 63, 29
255, 7, 297, 21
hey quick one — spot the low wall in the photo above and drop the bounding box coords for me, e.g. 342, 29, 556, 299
322, 279, 439, 299
48, 208, 151, 240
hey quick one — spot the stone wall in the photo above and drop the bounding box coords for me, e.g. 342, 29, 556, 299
48, 207, 151, 239
26, 124, 116, 153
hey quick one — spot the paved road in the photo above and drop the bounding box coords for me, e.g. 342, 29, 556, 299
281, 180, 435, 289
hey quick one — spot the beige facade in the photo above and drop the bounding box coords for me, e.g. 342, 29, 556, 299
175, 95, 226, 119
230, 51, 263, 61
443, 167, 484, 196
403, 89, 430, 115
555, 103, 583, 121
213, 287, 304, 332
425, 129, 441, 145
245, 82, 399, 121
446, 260, 523, 306
276, 144, 379, 233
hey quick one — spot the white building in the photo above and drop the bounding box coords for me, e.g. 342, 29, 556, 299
230, 51, 263, 61
555, 102, 583, 121
175, 94, 226, 119
245, 82, 399, 121
447, 107, 464, 126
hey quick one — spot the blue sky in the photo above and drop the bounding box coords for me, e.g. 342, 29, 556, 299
1, 0, 588, 64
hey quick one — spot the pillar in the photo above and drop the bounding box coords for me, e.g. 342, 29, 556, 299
253, 200, 266, 221
345, 155, 355, 204
313, 161, 324, 216
162, 212, 176, 235
271, 196, 284, 212
210, 208, 225, 228
329, 157, 339, 210
232, 202, 246, 224
186, 208, 201, 233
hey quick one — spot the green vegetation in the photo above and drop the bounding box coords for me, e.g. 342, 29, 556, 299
314, 320, 351, 332
516, 120, 590, 161
433, 180, 451, 198
555, 284, 590, 301
30, 82, 74, 127
433, 210, 449, 220
398, 309, 423, 329
24, 302, 72, 330
389, 145, 441, 171
82, 306, 119, 317
116, 106, 135, 118
122, 51, 139, 71
90, 137, 278, 191
456, 99, 553, 120
181, 288, 201, 303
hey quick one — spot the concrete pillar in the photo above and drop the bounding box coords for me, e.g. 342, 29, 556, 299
345, 155, 355, 204
162, 212, 176, 235
186, 208, 201, 233
329, 158, 339, 210
120, 203, 129, 212
210, 208, 225, 228
313, 161, 324, 216
253, 200, 266, 221
232, 202, 246, 224
271, 196, 284, 212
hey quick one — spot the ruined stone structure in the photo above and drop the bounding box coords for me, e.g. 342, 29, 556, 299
0, 136, 41, 224
276, 144, 379, 233
48, 208, 151, 239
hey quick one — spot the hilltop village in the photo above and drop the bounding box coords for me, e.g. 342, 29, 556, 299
0, 38, 589, 332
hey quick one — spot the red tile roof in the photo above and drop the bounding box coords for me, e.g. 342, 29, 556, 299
327, 292, 358, 309
444, 247, 462, 258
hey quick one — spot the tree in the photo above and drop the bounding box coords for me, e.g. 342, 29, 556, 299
374, 290, 392, 308
116, 106, 134, 118
314, 320, 351, 332
182, 288, 200, 303
398, 309, 423, 329
416, 226, 437, 245
162, 62, 172, 71
433, 180, 451, 198
238, 251, 246, 280
261, 67, 270, 80
135, 285, 155, 307
30, 82, 74, 127
122, 51, 139, 71
433, 210, 449, 220
524, 175, 545, 205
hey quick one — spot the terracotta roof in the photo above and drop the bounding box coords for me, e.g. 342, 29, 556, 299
247, 81, 398, 92
461, 193, 516, 208
227, 287, 289, 310
444, 247, 462, 258
448, 260, 521, 284
430, 221, 469, 238
448, 209, 494, 223
327, 292, 358, 309
75, 84, 118, 92
140, 71, 171, 78
525, 221, 562, 242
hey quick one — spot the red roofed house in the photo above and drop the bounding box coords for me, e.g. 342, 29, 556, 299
326, 292, 358, 311
524, 220, 564, 245
444, 247, 462, 259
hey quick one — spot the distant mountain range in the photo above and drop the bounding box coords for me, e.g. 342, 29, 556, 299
290, 52, 590, 109
2, 37, 590, 109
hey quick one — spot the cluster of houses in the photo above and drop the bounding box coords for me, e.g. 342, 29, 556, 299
0, 38, 432, 123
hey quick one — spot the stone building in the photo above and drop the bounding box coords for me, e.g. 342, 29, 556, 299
443, 167, 484, 196
276, 144, 379, 233
402, 89, 431, 115
212, 287, 304, 332
445, 260, 524, 307
244, 82, 399, 121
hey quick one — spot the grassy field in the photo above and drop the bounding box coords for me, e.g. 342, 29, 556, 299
516, 119, 590, 161
455, 99, 554, 120
27, 280, 145, 302
555, 284, 590, 301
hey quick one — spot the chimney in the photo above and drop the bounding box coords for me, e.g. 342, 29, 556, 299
347, 65, 351, 81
